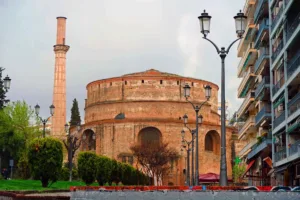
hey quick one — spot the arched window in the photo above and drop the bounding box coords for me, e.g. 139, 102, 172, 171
82, 129, 96, 151
204, 130, 220, 154
205, 134, 213, 151
138, 127, 162, 147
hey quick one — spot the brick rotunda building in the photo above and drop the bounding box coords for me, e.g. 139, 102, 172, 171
80, 69, 236, 185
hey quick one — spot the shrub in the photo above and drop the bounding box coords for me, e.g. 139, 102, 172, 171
77, 152, 97, 185
95, 156, 112, 186
28, 138, 63, 187
59, 166, 79, 181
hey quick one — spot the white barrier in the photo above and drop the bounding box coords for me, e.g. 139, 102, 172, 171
71, 191, 300, 200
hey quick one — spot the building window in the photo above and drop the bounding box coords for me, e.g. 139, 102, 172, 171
125, 81, 127, 85
160, 80, 163, 84
142, 80, 144, 83
110, 82, 112, 86
191, 82, 194, 86
177, 81, 179, 85
205, 134, 213, 151
119, 154, 134, 165
122, 156, 126, 163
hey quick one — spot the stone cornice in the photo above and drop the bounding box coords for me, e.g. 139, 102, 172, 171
53, 44, 70, 53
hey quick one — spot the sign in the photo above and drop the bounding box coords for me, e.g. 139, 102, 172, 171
9, 159, 14, 167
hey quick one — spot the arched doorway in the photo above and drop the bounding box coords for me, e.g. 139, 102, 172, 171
138, 127, 162, 146
81, 129, 96, 151
204, 130, 220, 155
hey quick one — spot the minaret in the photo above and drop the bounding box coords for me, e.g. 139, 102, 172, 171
51, 17, 69, 137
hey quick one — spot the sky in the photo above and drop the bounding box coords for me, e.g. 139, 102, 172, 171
0, 0, 244, 121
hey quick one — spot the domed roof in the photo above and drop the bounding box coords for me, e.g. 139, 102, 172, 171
122, 69, 181, 77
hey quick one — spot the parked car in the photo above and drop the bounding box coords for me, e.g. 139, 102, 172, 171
243, 186, 259, 191
270, 186, 291, 192
291, 186, 300, 192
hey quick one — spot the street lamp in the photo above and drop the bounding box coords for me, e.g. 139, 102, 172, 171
3, 75, 11, 91
183, 84, 211, 186
181, 129, 196, 186
35, 104, 55, 138
65, 122, 81, 182
198, 9, 247, 186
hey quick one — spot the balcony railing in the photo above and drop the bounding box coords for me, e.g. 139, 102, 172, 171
287, 50, 300, 79
271, 40, 284, 61
274, 148, 287, 162
255, 105, 271, 126
288, 92, 300, 116
238, 67, 254, 94
289, 140, 300, 156
248, 138, 272, 159
286, 12, 300, 41
254, 0, 267, 23
255, 48, 269, 73
238, 139, 257, 157
272, 76, 285, 96
273, 111, 285, 128
237, 91, 255, 117
238, 116, 255, 137
271, 6, 284, 31
238, 42, 255, 76
255, 76, 270, 98
255, 19, 269, 47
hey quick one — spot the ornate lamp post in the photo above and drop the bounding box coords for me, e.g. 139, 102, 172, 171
64, 122, 81, 182
198, 10, 247, 186
183, 84, 211, 186
3, 75, 11, 91
34, 104, 55, 138
181, 129, 195, 186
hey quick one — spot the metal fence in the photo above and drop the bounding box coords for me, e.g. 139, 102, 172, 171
71, 191, 300, 200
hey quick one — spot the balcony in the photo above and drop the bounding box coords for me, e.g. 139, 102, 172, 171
254, 19, 269, 48
255, 76, 270, 99
271, 5, 284, 32
272, 75, 285, 96
238, 67, 256, 98
238, 116, 256, 139
255, 105, 272, 126
237, 19, 256, 57
255, 48, 270, 74
287, 121, 300, 134
247, 138, 272, 160
274, 148, 287, 162
273, 111, 285, 128
288, 92, 300, 116
271, 40, 284, 61
238, 139, 257, 157
237, 43, 257, 77
287, 50, 300, 79
237, 91, 255, 118
254, 0, 268, 23
286, 12, 300, 41
289, 140, 300, 156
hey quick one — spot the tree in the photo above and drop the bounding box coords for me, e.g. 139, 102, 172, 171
28, 138, 63, 187
70, 98, 81, 127
0, 67, 8, 110
232, 158, 246, 184
130, 142, 180, 185
0, 101, 41, 175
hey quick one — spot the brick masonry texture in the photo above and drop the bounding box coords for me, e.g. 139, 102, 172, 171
80, 69, 236, 185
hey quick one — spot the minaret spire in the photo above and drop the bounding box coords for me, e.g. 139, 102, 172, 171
51, 16, 69, 137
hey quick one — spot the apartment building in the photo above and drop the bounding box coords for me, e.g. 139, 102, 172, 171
237, 0, 300, 187
270, 0, 300, 187
236, 0, 273, 186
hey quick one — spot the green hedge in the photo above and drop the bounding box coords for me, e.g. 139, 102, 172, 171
78, 152, 149, 186
28, 138, 63, 187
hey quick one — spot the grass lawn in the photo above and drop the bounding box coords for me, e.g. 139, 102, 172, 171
0, 179, 98, 191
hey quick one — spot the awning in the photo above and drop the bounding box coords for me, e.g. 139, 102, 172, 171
198, 173, 233, 183
274, 164, 288, 173
263, 157, 272, 168
287, 122, 300, 134
242, 160, 256, 177
273, 96, 284, 109
267, 168, 274, 176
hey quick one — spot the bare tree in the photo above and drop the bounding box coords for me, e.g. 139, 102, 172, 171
130, 142, 180, 185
